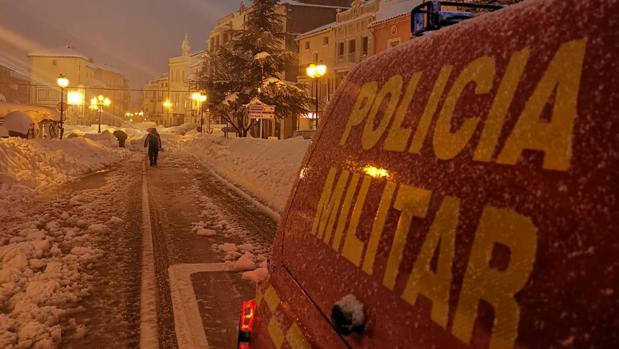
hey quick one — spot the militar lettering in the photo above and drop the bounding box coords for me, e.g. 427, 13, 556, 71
310, 39, 587, 348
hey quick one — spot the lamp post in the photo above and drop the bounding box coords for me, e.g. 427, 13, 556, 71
91, 95, 111, 133
306, 63, 326, 129
57, 74, 69, 139
191, 91, 207, 133
163, 99, 173, 127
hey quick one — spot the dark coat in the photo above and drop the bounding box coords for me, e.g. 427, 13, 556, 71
144, 133, 162, 150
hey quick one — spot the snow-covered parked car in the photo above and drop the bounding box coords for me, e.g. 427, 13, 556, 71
239, 0, 618, 348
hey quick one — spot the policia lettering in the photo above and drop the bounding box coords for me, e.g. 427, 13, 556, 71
340, 39, 587, 172
307, 39, 588, 347
311, 167, 538, 349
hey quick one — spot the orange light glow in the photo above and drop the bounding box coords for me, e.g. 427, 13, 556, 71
363, 165, 390, 179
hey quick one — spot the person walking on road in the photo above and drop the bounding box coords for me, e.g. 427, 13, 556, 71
144, 128, 162, 166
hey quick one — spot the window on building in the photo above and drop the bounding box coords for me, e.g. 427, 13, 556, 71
349, 39, 356, 53
313, 53, 318, 63
305, 41, 310, 50
323, 36, 329, 46
209, 38, 215, 51
223, 32, 229, 43
338, 42, 345, 57
362, 37, 369, 56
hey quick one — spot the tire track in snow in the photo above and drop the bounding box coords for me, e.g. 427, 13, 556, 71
140, 158, 159, 349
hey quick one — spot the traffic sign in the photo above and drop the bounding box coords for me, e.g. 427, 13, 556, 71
248, 104, 275, 119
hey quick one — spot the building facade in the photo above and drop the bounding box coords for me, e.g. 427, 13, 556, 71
0, 64, 30, 104
142, 74, 168, 125
296, 23, 337, 132
333, 0, 380, 87
144, 35, 207, 127
371, 0, 421, 54
206, 0, 352, 138
28, 46, 129, 124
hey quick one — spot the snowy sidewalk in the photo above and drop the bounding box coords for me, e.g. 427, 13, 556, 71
0, 153, 143, 348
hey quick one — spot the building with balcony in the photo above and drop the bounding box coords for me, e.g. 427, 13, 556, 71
333, 0, 380, 87
28, 45, 129, 123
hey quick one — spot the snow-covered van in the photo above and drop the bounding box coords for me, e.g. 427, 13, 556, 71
239, 0, 618, 348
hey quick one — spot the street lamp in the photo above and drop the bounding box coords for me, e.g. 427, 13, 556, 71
191, 91, 207, 133
91, 95, 111, 133
163, 99, 173, 127
306, 63, 326, 129
57, 74, 69, 139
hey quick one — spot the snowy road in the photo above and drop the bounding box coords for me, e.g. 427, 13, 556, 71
145, 151, 276, 348
0, 147, 277, 348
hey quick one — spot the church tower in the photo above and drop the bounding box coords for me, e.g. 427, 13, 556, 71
181, 32, 191, 57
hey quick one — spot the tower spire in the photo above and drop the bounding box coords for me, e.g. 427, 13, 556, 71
181, 32, 190, 56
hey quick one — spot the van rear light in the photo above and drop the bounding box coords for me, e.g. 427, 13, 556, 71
238, 343, 250, 349
240, 299, 257, 332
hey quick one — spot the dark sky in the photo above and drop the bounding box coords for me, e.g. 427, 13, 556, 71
0, 0, 241, 88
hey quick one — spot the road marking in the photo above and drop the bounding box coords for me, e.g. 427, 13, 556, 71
168, 263, 233, 349
140, 159, 159, 349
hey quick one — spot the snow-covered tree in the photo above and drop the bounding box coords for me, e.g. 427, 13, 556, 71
204, 0, 310, 137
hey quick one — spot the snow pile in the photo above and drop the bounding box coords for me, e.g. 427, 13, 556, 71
0, 137, 126, 222
0, 156, 140, 348
232, 251, 256, 271
160, 123, 197, 136
192, 222, 216, 237
0, 218, 104, 348
65, 124, 147, 150
178, 135, 309, 212
242, 267, 269, 283
0, 137, 123, 189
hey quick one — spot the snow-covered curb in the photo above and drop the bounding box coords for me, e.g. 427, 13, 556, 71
177, 135, 309, 213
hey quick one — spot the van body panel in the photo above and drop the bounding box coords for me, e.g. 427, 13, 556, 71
262, 0, 619, 348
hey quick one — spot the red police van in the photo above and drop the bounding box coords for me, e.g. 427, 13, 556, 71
239, 0, 619, 347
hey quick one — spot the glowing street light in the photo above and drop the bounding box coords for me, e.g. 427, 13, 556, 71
305, 63, 327, 129
163, 99, 173, 127
92, 95, 111, 133
191, 91, 208, 133
163, 99, 173, 109
57, 75, 69, 88
67, 90, 85, 106
57, 74, 69, 139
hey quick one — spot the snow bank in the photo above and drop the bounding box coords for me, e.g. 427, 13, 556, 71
0, 137, 122, 190
178, 135, 309, 212
65, 124, 147, 150
0, 137, 126, 220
